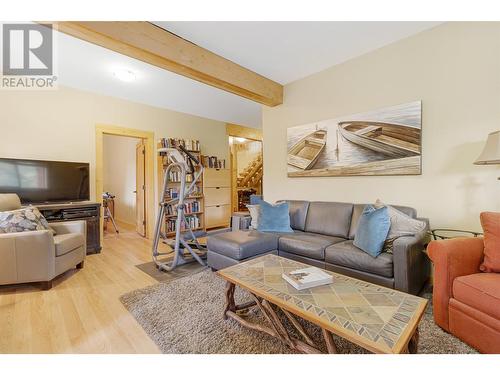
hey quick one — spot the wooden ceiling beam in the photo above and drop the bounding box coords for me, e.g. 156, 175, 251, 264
52, 21, 283, 107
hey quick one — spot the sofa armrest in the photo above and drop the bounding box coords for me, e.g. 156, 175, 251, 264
427, 237, 484, 331
49, 220, 86, 236
393, 231, 430, 295
0, 230, 56, 285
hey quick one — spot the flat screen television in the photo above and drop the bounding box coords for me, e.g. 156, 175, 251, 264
0, 158, 90, 204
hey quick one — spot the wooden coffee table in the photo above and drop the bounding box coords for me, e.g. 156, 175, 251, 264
217, 254, 427, 354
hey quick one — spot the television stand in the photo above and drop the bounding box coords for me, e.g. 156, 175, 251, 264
36, 202, 102, 254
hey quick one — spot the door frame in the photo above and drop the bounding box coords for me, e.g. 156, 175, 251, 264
95, 124, 155, 241
135, 139, 147, 237
226, 123, 263, 212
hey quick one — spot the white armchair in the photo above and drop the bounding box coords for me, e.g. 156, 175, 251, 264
0, 194, 86, 289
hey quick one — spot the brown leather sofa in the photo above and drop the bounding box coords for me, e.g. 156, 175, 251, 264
428, 237, 500, 353
208, 200, 430, 295
0, 194, 86, 289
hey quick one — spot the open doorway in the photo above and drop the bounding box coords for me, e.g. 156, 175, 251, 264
229, 136, 263, 212
102, 134, 146, 237
95, 124, 154, 245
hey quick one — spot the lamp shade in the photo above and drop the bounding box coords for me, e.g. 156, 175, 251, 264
474, 131, 500, 165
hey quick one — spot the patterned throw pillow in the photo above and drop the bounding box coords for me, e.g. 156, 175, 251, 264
374, 199, 426, 253
0, 206, 53, 234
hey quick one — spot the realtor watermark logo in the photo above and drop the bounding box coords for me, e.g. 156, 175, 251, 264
1, 23, 58, 89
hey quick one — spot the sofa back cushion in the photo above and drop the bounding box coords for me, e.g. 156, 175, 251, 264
480, 211, 500, 273
305, 201, 353, 238
284, 200, 310, 231
349, 203, 417, 239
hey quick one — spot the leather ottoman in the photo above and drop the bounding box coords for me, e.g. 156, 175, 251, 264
207, 230, 278, 270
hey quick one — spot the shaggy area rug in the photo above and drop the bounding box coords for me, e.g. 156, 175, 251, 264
120, 270, 477, 354
135, 260, 206, 283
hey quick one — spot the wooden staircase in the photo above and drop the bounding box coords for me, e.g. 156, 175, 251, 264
237, 155, 263, 189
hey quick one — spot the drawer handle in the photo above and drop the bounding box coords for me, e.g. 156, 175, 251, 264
215, 187, 220, 189
216, 205, 220, 207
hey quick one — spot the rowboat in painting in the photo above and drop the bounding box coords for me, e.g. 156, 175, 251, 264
287, 130, 327, 170
338, 121, 421, 158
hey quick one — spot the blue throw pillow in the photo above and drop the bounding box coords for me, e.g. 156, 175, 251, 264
257, 200, 293, 233
353, 205, 390, 257
249, 195, 263, 205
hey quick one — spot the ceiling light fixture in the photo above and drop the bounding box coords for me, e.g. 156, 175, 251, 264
113, 68, 136, 82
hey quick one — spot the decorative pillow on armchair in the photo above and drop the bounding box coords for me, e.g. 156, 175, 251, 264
0, 206, 53, 234
257, 200, 293, 233
353, 205, 391, 257
480, 212, 500, 272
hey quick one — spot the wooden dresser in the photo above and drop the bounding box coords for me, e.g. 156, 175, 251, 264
203, 168, 231, 229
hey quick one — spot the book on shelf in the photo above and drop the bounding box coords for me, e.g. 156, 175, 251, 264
162, 153, 201, 167
282, 267, 333, 290
159, 138, 200, 151
165, 215, 200, 233
164, 186, 202, 200
168, 170, 194, 183
165, 201, 201, 215
201, 155, 226, 169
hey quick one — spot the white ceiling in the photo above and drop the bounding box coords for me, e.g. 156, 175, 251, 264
154, 22, 442, 84
4, 22, 442, 128
53, 29, 263, 127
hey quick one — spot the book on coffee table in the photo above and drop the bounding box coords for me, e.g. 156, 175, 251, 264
282, 267, 333, 290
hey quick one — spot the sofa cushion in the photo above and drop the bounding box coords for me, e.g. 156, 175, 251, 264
54, 233, 84, 257
285, 200, 310, 231
479, 212, 500, 272
279, 233, 344, 260
305, 201, 353, 238
325, 240, 394, 278
349, 203, 418, 239
207, 230, 278, 260
453, 273, 500, 320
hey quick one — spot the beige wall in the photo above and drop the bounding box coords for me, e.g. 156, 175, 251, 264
0, 86, 229, 209
263, 22, 500, 231
103, 134, 139, 225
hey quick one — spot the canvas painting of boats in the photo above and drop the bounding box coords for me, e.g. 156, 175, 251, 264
287, 101, 422, 177
287, 129, 327, 170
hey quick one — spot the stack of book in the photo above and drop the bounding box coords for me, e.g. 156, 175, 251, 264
282, 267, 333, 290
201, 155, 226, 169
160, 138, 200, 151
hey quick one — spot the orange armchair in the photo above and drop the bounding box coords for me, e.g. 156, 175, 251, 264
428, 237, 500, 353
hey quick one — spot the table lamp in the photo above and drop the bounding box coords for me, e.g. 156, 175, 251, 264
474, 131, 500, 178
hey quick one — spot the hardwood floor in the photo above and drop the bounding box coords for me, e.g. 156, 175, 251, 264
0, 229, 166, 353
